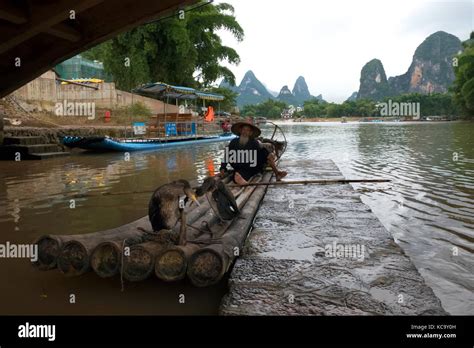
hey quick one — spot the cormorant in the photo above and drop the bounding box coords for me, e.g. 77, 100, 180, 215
196, 176, 239, 221
148, 179, 198, 232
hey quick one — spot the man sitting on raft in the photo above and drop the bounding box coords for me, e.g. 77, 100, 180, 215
219, 121, 287, 185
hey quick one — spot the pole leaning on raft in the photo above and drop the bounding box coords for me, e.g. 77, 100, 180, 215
228, 178, 391, 187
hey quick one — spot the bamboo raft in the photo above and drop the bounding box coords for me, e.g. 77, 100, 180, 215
33, 172, 273, 287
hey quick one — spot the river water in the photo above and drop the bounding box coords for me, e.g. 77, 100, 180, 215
0, 121, 472, 315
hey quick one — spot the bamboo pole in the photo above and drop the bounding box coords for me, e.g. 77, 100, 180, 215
59, 196, 206, 277
121, 241, 168, 282
38, 175, 231, 276
228, 178, 391, 187
45, 178, 391, 201
187, 172, 272, 287
89, 196, 210, 278
33, 234, 78, 270
33, 215, 148, 270
90, 240, 123, 278
91, 176, 233, 278
57, 226, 148, 277
154, 244, 200, 282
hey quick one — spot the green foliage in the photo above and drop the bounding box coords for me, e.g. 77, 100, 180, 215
203, 87, 238, 111
296, 94, 459, 118
301, 98, 326, 117
82, 2, 244, 91
452, 33, 474, 117
124, 102, 153, 117
299, 98, 377, 118
381, 93, 460, 116
241, 99, 288, 118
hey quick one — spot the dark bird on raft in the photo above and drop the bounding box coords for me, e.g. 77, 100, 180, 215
196, 176, 239, 221
148, 179, 199, 232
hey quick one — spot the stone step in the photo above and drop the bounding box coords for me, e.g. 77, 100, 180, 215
25, 144, 62, 154
29, 152, 70, 160
3, 136, 44, 146
0, 145, 69, 160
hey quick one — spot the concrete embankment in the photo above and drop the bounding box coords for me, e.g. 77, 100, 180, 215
220, 159, 447, 315
3, 126, 129, 146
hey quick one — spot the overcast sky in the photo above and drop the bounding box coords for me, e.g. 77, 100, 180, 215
216, 0, 473, 103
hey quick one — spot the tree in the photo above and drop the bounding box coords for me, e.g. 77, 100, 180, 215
204, 87, 238, 111
240, 99, 288, 118
452, 32, 474, 117
83, 2, 244, 91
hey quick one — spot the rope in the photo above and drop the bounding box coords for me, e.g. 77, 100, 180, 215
120, 238, 128, 292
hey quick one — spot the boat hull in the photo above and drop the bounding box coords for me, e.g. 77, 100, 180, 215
62, 134, 236, 152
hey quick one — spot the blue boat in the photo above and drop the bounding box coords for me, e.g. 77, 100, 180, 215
62, 82, 236, 152
62, 133, 236, 152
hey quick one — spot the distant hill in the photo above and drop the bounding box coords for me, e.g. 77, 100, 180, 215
276, 85, 296, 105
346, 91, 358, 102
292, 76, 312, 104
357, 31, 463, 101
221, 72, 324, 107
220, 70, 274, 107
357, 58, 390, 101
276, 76, 324, 105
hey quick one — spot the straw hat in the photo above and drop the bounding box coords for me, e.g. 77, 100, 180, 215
231, 121, 261, 138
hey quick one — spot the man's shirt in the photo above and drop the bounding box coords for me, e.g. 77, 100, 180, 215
220, 138, 269, 181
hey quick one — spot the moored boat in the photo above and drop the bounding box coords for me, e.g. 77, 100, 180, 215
62, 133, 236, 152
62, 82, 235, 152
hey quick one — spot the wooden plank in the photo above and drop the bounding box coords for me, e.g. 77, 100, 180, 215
0, 2, 28, 24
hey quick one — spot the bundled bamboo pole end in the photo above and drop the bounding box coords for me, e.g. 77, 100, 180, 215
186, 172, 273, 287
57, 240, 90, 276
122, 242, 166, 282
187, 246, 226, 287
90, 241, 123, 278
33, 235, 63, 270
155, 247, 187, 282
155, 243, 200, 282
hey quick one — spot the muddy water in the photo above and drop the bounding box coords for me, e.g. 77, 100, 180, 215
0, 121, 473, 315
0, 144, 229, 315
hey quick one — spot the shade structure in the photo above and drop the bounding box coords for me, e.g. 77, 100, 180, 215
133, 82, 224, 101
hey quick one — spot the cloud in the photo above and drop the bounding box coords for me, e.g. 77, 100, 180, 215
217, 0, 473, 103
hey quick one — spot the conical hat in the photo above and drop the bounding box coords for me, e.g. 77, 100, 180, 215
230, 121, 261, 138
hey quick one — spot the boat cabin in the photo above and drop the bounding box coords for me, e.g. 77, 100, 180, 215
133, 82, 227, 139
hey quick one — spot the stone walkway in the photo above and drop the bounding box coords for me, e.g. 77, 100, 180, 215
220, 159, 447, 315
